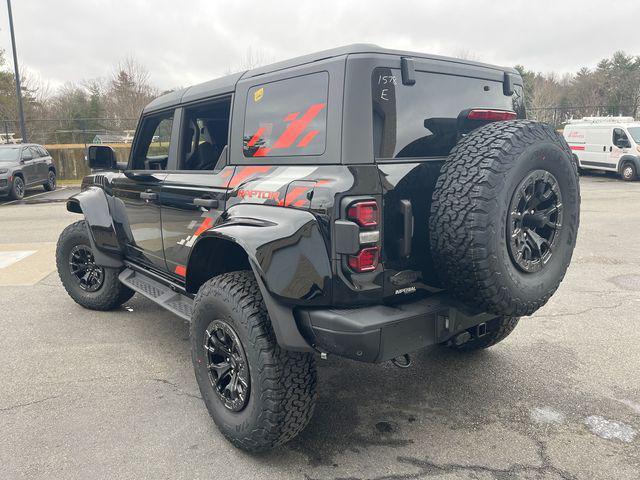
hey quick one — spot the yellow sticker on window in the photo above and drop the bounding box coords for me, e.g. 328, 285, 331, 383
254, 87, 264, 102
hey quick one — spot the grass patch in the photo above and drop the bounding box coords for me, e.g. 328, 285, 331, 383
58, 179, 82, 186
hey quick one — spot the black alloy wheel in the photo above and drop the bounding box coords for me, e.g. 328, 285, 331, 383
204, 319, 250, 412
69, 244, 105, 292
507, 169, 563, 273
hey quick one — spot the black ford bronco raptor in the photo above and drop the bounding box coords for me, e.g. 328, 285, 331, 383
56, 44, 580, 451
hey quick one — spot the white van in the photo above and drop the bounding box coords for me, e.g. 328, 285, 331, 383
563, 117, 640, 181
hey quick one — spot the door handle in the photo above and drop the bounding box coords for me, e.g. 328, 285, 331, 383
140, 191, 157, 201
193, 197, 219, 209
399, 199, 413, 258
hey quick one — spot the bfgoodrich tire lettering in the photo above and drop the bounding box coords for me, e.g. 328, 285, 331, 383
430, 120, 580, 317
56, 220, 134, 310
191, 271, 317, 452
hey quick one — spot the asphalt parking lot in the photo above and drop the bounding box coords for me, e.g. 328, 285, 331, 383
0, 175, 639, 480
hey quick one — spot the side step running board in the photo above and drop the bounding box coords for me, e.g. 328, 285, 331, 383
119, 268, 193, 321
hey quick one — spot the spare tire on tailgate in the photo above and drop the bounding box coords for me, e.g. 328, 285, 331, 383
429, 120, 580, 317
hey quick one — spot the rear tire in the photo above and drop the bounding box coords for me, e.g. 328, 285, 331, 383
43, 170, 56, 191
430, 120, 580, 317
9, 175, 25, 200
447, 316, 520, 352
56, 220, 134, 310
621, 161, 637, 181
191, 271, 317, 452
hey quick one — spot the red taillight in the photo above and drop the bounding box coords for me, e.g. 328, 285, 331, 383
348, 246, 379, 273
467, 109, 517, 121
347, 201, 378, 227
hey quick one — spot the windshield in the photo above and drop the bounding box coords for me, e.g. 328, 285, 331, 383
627, 127, 640, 143
0, 148, 19, 163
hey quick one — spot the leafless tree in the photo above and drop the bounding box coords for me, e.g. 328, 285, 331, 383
226, 46, 274, 74
105, 57, 158, 125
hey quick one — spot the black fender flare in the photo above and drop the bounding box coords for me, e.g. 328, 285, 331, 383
188, 204, 332, 352
66, 187, 124, 268
617, 154, 640, 174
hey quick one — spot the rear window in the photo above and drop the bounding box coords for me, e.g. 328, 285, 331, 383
372, 67, 524, 159
244, 72, 328, 158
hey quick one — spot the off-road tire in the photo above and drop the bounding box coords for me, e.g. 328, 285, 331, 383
448, 316, 520, 352
430, 120, 580, 317
56, 220, 134, 310
43, 170, 56, 191
9, 175, 25, 200
621, 161, 637, 181
191, 271, 317, 452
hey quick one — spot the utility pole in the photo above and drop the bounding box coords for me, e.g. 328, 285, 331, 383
6, 0, 27, 143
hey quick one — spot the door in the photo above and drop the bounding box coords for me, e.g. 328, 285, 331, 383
29, 146, 48, 182
582, 128, 612, 170
611, 128, 631, 169
112, 109, 176, 271
19, 147, 38, 185
160, 99, 234, 280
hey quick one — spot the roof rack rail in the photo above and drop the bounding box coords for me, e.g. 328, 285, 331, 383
566, 116, 635, 124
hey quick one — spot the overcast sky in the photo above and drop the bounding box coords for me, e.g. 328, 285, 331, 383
0, 0, 638, 91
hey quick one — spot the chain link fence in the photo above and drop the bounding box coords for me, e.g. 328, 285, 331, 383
1, 105, 638, 146
0, 117, 139, 146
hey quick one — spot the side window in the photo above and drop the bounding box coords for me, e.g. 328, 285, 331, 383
179, 98, 231, 171
21, 148, 33, 160
131, 111, 174, 170
243, 72, 328, 158
613, 128, 630, 147
29, 147, 41, 158
37, 146, 49, 157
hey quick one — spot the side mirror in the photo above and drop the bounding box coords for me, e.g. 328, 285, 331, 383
616, 139, 630, 149
87, 145, 118, 170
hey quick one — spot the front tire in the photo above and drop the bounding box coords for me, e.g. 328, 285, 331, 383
9, 175, 25, 200
191, 271, 317, 452
621, 161, 637, 181
56, 220, 134, 310
43, 170, 56, 191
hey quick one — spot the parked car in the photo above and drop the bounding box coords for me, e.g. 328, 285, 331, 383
0, 143, 57, 200
56, 44, 580, 451
563, 116, 640, 181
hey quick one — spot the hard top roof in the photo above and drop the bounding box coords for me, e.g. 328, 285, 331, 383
144, 43, 519, 113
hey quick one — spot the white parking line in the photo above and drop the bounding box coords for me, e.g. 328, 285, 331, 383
1, 186, 67, 206
0, 250, 36, 268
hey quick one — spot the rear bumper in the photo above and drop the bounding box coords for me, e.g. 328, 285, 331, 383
295, 294, 496, 362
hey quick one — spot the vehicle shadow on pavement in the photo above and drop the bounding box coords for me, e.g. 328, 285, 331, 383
282, 338, 578, 469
